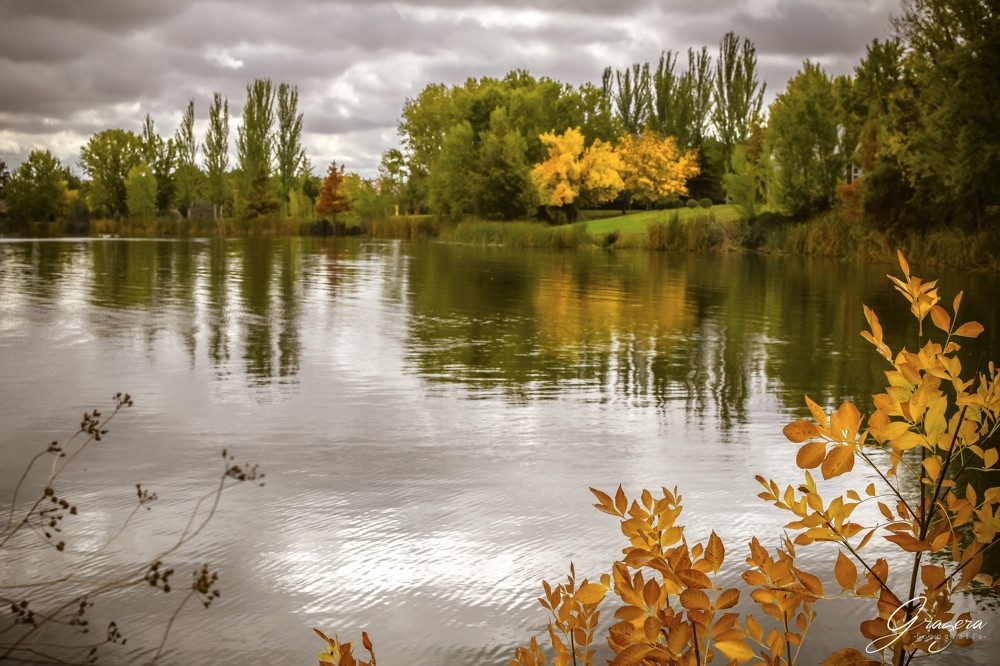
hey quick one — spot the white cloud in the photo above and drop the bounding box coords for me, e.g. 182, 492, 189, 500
206, 49, 245, 70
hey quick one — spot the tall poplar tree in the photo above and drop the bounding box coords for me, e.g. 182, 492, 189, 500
712, 32, 765, 172
607, 63, 651, 136
140, 113, 177, 213
173, 98, 201, 217
204, 92, 230, 221
275, 82, 305, 215
236, 78, 278, 218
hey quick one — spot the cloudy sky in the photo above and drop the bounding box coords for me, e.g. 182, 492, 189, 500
0, 0, 898, 178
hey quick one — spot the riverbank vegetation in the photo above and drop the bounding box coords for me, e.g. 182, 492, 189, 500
1, 0, 996, 271
319, 252, 1000, 665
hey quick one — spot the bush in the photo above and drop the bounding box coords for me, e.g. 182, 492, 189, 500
685, 199, 699, 209
699, 197, 713, 209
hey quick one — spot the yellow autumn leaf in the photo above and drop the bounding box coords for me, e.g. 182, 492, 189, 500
704, 530, 725, 572
930, 305, 951, 333
796, 441, 827, 469
715, 639, 756, 663
834, 550, 858, 591
804, 395, 829, 428
891, 431, 926, 451
784, 419, 821, 443
575, 582, 609, 604
715, 587, 740, 610
821, 445, 855, 479
922, 455, 942, 481
884, 532, 931, 552
679, 588, 711, 611
953, 321, 984, 338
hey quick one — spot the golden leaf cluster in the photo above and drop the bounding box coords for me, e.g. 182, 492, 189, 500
617, 133, 700, 206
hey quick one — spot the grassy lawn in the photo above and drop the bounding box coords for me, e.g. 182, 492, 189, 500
582, 205, 743, 236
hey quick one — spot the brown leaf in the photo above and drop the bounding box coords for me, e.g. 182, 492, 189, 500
784, 419, 820, 443
715, 588, 740, 610
680, 588, 711, 611
834, 550, 858, 591
821, 647, 879, 665
704, 530, 725, 572
885, 532, 931, 552
677, 568, 712, 590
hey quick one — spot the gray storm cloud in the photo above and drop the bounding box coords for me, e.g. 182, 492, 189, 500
0, 0, 895, 176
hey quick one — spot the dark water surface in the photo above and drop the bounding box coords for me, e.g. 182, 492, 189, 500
1, 238, 998, 664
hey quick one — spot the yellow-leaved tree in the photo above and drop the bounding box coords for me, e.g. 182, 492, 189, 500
617, 131, 700, 211
532, 128, 623, 223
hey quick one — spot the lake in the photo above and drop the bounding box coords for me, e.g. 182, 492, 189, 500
1, 238, 998, 665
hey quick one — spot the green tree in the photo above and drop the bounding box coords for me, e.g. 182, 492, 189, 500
204, 93, 230, 221
607, 63, 651, 136
5, 149, 66, 226
79, 128, 142, 216
126, 161, 157, 218
275, 82, 305, 215
140, 113, 177, 213
236, 78, 277, 217
768, 61, 845, 216
576, 82, 619, 146
174, 99, 198, 165
0, 156, 9, 197
712, 32, 765, 172
172, 99, 202, 217
342, 173, 390, 223
888, 0, 1000, 227
470, 109, 537, 220
427, 121, 477, 219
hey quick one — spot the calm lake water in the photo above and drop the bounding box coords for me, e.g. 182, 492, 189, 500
1, 238, 998, 665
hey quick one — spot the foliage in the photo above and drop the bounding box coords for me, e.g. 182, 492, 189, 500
320, 252, 1000, 665
532, 128, 622, 223
79, 128, 143, 217
4, 149, 67, 226
1, 393, 264, 664
616, 132, 699, 210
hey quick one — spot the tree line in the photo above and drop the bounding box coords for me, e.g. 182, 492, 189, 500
1, 0, 996, 236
